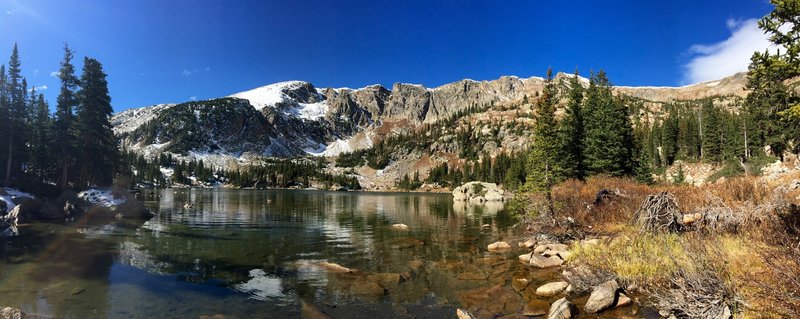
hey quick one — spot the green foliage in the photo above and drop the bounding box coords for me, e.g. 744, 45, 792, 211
707, 161, 745, 183
673, 163, 686, 185
583, 70, 636, 176
75, 57, 118, 187
557, 70, 587, 180
526, 68, 564, 191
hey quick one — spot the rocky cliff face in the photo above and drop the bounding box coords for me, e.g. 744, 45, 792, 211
112, 72, 749, 168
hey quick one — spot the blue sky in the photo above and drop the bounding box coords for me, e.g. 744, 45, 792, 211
0, 0, 774, 112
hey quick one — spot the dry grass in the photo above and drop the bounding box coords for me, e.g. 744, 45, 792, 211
535, 176, 800, 317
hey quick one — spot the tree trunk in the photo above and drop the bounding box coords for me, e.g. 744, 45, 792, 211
4, 136, 12, 187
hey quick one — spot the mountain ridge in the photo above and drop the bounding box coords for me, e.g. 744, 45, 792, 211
112, 71, 749, 172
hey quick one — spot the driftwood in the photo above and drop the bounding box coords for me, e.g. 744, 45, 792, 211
634, 192, 683, 233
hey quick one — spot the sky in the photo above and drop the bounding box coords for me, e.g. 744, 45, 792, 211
0, 0, 776, 112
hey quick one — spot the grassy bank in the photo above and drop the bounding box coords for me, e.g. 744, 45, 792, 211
520, 176, 800, 317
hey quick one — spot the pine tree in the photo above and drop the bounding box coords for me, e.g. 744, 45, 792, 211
701, 101, 723, 163
583, 70, 635, 176
31, 93, 52, 179
4, 43, 25, 187
525, 68, 561, 221
557, 70, 586, 180
75, 57, 118, 187
54, 43, 79, 190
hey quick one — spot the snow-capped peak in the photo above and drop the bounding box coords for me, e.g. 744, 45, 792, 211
227, 81, 309, 111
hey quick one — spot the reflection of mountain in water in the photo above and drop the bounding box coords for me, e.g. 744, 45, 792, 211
111, 189, 518, 317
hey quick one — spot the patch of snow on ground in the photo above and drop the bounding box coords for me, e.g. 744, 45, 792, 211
4, 188, 34, 199
228, 81, 305, 111
160, 167, 174, 178
78, 189, 127, 207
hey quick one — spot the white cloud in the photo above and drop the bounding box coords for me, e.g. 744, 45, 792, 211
189, 96, 197, 101
28, 85, 47, 92
49, 71, 60, 78
182, 69, 197, 77
683, 18, 775, 84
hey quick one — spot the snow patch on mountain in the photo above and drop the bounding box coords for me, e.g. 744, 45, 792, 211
112, 104, 176, 135
228, 81, 305, 111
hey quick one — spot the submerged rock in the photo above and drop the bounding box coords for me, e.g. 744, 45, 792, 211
523, 299, 549, 317
319, 261, 356, 273
391, 223, 409, 230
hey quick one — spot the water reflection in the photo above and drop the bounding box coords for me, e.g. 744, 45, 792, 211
1, 189, 520, 318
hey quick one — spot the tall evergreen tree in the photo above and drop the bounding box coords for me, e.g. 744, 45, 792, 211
54, 44, 79, 189
75, 57, 118, 187
701, 101, 723, 163
525, 68, 562, 221
4, 43, 25, 187
557, 70, 586, 180
31, 92, 52, 180
583, 70, 635, 176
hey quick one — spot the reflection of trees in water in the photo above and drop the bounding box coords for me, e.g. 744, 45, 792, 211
123, 190, 520, 314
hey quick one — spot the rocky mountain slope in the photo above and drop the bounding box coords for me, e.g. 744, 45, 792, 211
112, 72, 748, 184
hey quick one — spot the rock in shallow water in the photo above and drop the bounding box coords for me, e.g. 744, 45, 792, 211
535, 281, 569, 297
487, 241, 511, 251
547, 298, 577, 319
585, 279, 619, 313
529, 255, 564, 268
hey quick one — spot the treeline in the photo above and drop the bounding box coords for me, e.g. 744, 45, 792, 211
0, 43, 118, 195
123, 152, 361, 190
416, 151, 527, 190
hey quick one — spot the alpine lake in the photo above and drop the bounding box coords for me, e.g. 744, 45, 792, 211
0, 189, 650, 318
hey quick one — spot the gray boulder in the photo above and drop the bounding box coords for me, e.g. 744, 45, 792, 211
584, 279, 619, 313
452, 182, 505, 202
547, 298, 577, 319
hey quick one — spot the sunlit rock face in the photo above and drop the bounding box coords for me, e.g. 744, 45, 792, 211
113, 73, 747, 165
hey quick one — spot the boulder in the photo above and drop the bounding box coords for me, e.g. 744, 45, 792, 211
615, 292, 632, 308
518, 253, 533, 264
487, 241, 511, 251
547, 298, 577, 319
452, 182, 505, 202
518, 238, 536, 248
78, 188, 151, 219
33, 190, 81, 220
536, 281, 570, 297
584, 279, 619, 313
529, 255, 564, 268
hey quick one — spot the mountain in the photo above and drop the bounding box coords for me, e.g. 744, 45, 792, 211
112, 72, 748, 174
